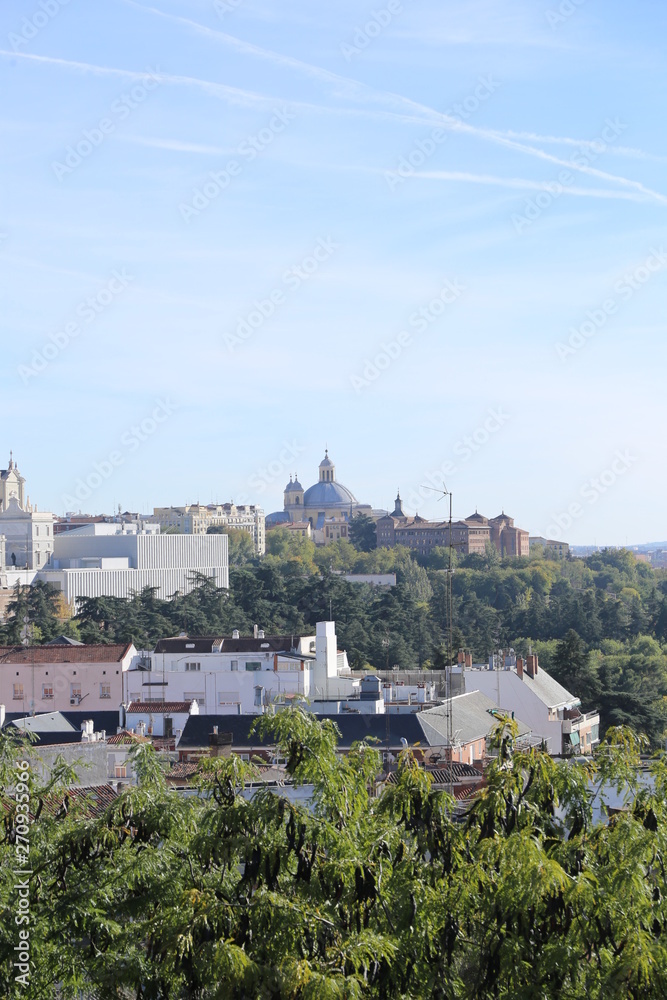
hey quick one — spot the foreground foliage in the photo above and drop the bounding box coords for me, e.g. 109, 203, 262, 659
1, 713, 667, 998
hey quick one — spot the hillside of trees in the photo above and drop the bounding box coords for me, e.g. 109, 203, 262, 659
2, 531, 666, 744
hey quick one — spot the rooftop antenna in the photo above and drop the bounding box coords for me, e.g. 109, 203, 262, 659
421, 482, 454, 790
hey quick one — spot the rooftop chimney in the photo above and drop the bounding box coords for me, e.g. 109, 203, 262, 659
232, 629, 240, 639
457, 649, 465, 665
253, 624, 259, 639
526, 653, 538, 678
464, 652, 472, 668
516, 655, 524, 679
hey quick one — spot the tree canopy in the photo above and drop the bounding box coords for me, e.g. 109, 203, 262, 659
2, 714, 667, 998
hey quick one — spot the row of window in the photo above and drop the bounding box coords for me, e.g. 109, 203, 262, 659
13, 683, 111, 700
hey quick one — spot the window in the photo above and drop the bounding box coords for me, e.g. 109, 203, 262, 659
70, 684, 82, 704
245, 661, 261, 671
230, 659, 239, 671
185, 661, 201, 672
114, 765, 127, 779
42, 684, 53, 700
184, 692, 205, 702
100, 683, 111, 699
13, 683, 23, 700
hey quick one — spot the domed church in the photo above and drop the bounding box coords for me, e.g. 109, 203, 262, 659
267, 451, 376, 534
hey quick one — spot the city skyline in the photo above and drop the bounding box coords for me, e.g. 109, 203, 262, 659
1, 0, 665, 545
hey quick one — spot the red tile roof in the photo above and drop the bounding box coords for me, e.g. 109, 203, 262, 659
168, 761, 200, 779
126, 701, 193, 714
107, 729, 148, 745
41, 784, 118, 818
0, 643, 133, 664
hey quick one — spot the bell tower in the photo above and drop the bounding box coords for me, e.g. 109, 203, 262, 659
318, 449, 335, 483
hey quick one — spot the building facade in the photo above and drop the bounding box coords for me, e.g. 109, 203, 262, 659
36, 523, 229, 602
0, 455, 55, 577
0, 642, 137, 716
151, 503, 265, 555
376, 496, 529, 559
461, 651, 600, 755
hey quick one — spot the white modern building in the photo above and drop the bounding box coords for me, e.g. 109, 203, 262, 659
459, 651, 600, 755
151, 503, 265, 555
35, 522, 229, 602
126, 622, 353, 714
125, 621, 443, 718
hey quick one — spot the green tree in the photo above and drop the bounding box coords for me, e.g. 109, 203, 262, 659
208, 525, 256, 566
3, 715, 667, 998
349, 512, 377, 552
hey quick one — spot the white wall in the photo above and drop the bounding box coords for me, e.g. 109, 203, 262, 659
464, 670, 561, 752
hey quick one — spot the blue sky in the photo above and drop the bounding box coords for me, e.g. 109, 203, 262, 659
1, 0, 665, 545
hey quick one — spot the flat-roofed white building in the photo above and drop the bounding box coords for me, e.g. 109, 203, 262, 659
35, 522, 228, 602
127, 622, 349, 714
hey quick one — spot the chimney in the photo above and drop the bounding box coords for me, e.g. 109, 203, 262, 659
212, 725, 218, 736
526, 653, 538, 678
457, 649, 464, 665
464, 652, 472, 668
253, 624, 259, 639
516, 656, 524, 679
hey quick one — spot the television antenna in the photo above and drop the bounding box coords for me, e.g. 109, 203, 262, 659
420, 483, 455, 778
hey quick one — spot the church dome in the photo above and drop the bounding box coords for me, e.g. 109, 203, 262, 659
284, 476, 303, 493
303, 480, 358, 508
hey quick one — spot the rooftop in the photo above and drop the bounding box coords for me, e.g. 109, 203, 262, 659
126, 701, 194, 714
417, 690, 531, 747
0, 643, 133, 664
